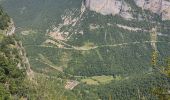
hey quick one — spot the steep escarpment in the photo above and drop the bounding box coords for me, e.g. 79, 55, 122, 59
0, 6, 33, 99
85, 0, 133, 20
0, 7, 15, 35
0, 6, 10, 30
84, 0, 170, 20
135, 0, 170, 20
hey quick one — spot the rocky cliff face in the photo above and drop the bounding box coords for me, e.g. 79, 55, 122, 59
0, 19, 16, 36
134, 0, 170, 20
85, 0, 133, 20
162, 0, 170, 20
84, 0, 170, 20
5, 19, 15, 35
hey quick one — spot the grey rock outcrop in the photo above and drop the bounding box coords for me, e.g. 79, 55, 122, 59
135, 0, 170, 20
84, 0, 170, 20
84, 0, 133, 20
0, 19, 15, 36
6, 19, 15, 36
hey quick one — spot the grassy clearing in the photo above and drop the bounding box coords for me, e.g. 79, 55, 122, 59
91, 75, 113, 84
81, 42, 95, 49
81, 78, 99, 85
81, 75, 114, 85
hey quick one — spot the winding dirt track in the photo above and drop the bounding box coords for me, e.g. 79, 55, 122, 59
26, 40, 169, 51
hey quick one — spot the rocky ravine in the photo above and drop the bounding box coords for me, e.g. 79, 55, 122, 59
84, 0, 170, 20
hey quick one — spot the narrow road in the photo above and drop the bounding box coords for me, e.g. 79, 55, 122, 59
26, 40, 168, 51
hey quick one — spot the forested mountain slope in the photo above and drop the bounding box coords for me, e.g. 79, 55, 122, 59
0, 7, 28, 99
0, 0, 170, 99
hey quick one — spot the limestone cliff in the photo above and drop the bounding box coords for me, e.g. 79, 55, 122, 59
84, 0, 170, 20
85, 0, 133, 20
135, 0, 170, 20
5, 19, 15, 35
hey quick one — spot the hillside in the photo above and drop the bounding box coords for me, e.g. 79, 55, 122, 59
0, 0, 170, 99
0, 7, 28, 99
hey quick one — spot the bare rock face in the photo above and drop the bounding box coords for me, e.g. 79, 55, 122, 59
135, 0, 170, 20
6, 19, 15, 36
162, 0, 170, 20
84, 0, 170, 20
1, 19, 16, 36
135, 0, 162, 13
85, 0, 133, 20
